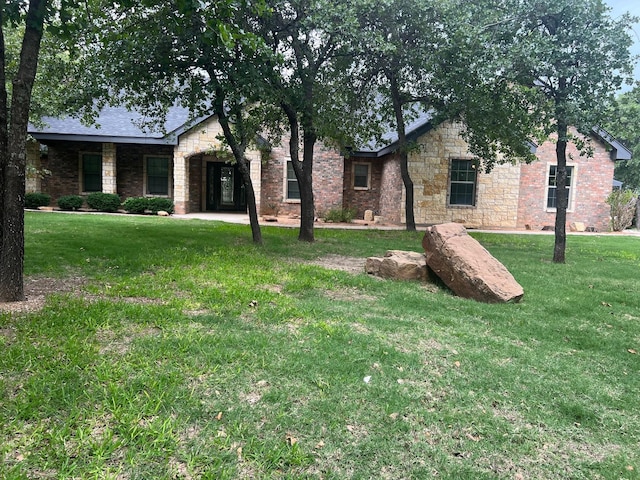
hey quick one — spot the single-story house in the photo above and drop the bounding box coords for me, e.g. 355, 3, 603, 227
27, 105, 631, 231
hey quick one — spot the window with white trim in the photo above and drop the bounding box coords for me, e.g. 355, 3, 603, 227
81, 153, 102, 193
353, 162, 371, 190
448, 159, 477, 206
546, 165, 574, 210
286, 161, 300, 200
145, 156, 171, 196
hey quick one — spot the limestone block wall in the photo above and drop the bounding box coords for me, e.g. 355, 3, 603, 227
173, 117, 262, 214
517, 131, 615, 232
409, 122, 521, 229
378, 155, 403, 224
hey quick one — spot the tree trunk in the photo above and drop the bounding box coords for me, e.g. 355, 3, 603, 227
282, 101, 315, 242
553, 121, 569, 264
0, 0, 48, 302
297, 131, 316, 242
390, 75, 416, 231
214, 93, 263, 245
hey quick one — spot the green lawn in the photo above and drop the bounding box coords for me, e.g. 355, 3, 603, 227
1, 212, 639, 479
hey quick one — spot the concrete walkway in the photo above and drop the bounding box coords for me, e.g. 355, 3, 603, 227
173, 212, 640, 236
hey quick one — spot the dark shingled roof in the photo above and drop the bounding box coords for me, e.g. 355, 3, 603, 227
29, 105, 208, 145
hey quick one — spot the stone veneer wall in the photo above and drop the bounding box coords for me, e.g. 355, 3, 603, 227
173, 116, 261, 214
409, 122, 521, 229
517, 131, 615, 232
260, 138, 344, 217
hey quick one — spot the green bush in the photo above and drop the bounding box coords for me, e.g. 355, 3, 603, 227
122, 197, 150, 214
147, 197, 174, 214
86, 192, 121, 212
322, 207, 357, 223
24, 192, 51, 209
57, 195, 84, 211
607, 189, 637, 231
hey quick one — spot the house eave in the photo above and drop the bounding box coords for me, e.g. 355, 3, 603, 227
592, 127, 632, 161
30, 132, 178, 146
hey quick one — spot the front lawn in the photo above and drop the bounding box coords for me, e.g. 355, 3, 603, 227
1, 212, 639, 479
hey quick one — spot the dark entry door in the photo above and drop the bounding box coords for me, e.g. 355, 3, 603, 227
206, 162, 247, 211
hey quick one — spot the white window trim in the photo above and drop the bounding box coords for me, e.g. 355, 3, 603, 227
143, 155, 172, 197
79, 151, 103, 194
352, 162, 371, 190
284, 159, 301, 203
545, 163, 577, 213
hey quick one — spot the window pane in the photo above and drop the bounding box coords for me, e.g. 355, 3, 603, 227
147, 157, 169, 195
354, 164, 369, 188
449, 160, 476, 206
546, 166, 573, 209
83, 154, 102, 192
287, 161, 300, 199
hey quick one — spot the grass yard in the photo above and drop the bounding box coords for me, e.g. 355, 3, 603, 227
1, 211, 640, 479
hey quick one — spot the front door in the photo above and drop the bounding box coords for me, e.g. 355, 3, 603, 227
206, 162, 247, 211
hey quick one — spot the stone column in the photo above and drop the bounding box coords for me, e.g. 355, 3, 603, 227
102, 143, 117, 194
174, 150, 189, 214
26, 140, 41, 193
248, 150, 262, 213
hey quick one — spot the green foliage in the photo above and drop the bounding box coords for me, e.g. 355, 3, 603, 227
57, 195, 83, 211
122, 197, 149, 214
607, 189, 638, 231
147, 197, 174, 214
122, 197, 175, 215
606, 87, 640, 190
24, 192, 51, 209
86, 192, 121, 212
322, 207, 357, 223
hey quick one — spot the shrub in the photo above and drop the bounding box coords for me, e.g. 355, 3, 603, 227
607, 189, 637, 231
57, 195, 84, 211
86, 192, 121, 212
147, 197, 174, 214
322, 207, 357, 223
122, 197, 150, 214
24, 192, 51, 209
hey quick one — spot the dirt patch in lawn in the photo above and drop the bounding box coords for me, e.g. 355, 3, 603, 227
0, 275, 88, 315
308, 255, 367, 275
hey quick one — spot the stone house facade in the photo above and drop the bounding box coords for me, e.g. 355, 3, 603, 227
28, 108, 629, 232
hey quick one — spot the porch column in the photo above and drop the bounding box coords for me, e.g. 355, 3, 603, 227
26, 139, 41, 193
247, 150, 262, 213
102, 142, 117, 194
174, 149, 189, 214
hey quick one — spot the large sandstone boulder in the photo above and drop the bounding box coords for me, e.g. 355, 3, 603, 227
422, 223, 524, 303
366, 250, 428, 281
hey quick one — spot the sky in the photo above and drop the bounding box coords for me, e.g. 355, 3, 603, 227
605, 0, 640, 89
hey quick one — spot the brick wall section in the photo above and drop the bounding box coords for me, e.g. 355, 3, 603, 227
378, 154, 403, 223
260, 137, 343, 217
409, 122, 521, 228
517, 130, 615, 232
116, 144, 174, 200
342, 157, 381, 218
341, 155, 403, 223
40, 140, 96, 201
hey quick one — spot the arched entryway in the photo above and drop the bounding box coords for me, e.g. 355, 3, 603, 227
205, 161, 247, 212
